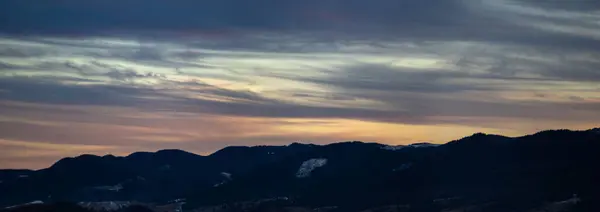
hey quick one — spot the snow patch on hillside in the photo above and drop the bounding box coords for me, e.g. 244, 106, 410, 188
296, 158, 328, 178
214, 172, 233, 187
78, 201, 132, 211
410, 143, 440, 148
4, 201, 43, 209
93, 184, 123, 192
221, 172, 232, 180
381, 145, 406, 151
382, 143, 440, 151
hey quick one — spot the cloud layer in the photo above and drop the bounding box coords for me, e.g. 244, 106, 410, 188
0, 0, 599, 169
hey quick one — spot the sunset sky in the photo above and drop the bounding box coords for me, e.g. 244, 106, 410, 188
1, 0, 599, 169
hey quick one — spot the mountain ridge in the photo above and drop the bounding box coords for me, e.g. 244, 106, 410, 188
11, 127, 596, 172
1, 127, 599, 211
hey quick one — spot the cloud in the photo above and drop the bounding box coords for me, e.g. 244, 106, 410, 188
65, 61, 167, 82
569, 96, 585, 101
0, 0, 598, 48
0, 47, 47, 58
537, 60, 600, 82
2, 71, 599, 128
1, 33, 598, 127
514, 0, 600, 11
1, 30, 599, 126
286, 63, 494, 93
0, 76, 415, 125
0, 61, 24, 70
290, 93, 356, 101
0, 77, 161, 106
274, 62, 600, 122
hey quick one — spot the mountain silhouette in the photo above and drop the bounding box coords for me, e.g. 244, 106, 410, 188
1, 128, 599, 212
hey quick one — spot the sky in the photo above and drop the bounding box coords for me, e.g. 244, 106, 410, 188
0, 0, 599, 169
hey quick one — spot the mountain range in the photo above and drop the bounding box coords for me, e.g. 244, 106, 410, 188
1, 128, 600, 212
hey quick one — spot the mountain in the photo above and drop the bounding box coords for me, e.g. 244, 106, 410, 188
1, 128, 600, 212
1, 202, 156, 212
